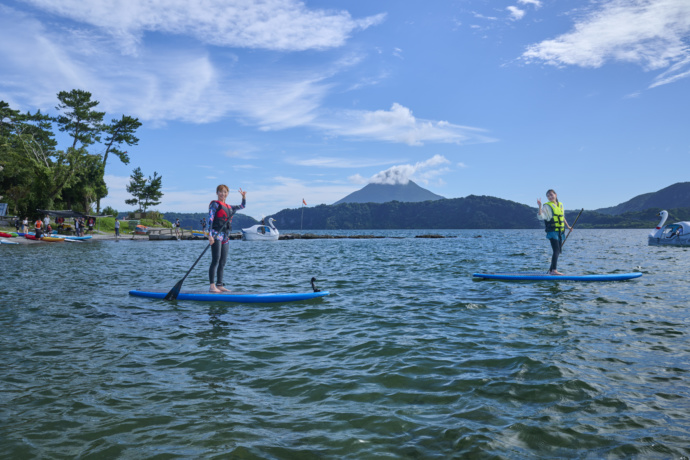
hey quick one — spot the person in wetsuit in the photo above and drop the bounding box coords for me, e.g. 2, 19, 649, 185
208, 184, 246, 293
537, 189, 572, 275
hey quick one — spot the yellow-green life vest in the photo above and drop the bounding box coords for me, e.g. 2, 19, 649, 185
544, 201, 565, 232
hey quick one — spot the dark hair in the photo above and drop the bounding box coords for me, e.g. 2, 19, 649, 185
546, 189, 559, 205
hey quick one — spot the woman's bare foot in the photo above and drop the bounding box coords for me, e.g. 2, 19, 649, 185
209, 284, 222, 293
548, 270, 564, 276
217, 285, 230, 292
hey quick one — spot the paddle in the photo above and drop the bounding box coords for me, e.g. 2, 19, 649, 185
164, 219, 230, 301
561, 208, 584, 249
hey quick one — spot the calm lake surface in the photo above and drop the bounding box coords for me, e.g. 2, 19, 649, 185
1, 229, 688, 459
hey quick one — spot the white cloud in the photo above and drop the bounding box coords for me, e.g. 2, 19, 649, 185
318, 103, 495, 146
22, 0, 386, 54
348, 174, 368, 185
518, 0, 542, 8
365, 155, 451, 185
0, 4, 495, 150
521, 0, 690, 86
286, 157, 396, 168
104, 173, 357, 218
507, 6, 526, 21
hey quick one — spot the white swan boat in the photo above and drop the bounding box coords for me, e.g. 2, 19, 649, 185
241, 218, 279, 241
648, 210, 690, 246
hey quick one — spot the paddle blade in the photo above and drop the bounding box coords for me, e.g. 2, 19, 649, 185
164, 279, 184, 300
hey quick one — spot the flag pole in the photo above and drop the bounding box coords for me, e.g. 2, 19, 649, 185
301, 198, 307, 231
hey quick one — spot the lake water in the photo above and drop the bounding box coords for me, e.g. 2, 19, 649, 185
1, 229, 688, 459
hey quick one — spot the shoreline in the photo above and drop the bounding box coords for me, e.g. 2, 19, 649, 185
1, 231, 459, 244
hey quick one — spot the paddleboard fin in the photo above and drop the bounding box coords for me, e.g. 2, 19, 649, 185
311, 277, 321, 292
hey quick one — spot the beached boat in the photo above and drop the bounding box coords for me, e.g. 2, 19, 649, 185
648, 210, 690, 247
242, 218, 279, 241
42, 236, 65, 243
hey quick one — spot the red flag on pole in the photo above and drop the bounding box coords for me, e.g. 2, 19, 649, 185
302, 198, 307, 206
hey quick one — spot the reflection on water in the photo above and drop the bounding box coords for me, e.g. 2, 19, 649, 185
1, 229, 689, 458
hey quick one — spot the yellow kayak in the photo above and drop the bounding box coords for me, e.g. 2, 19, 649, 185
42, 236, 65, 242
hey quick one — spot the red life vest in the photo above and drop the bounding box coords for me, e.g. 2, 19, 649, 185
210, 201, 233, 231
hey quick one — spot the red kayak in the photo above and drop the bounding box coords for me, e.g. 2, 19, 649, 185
25, 234, 39, 240
0, 232, 14, 238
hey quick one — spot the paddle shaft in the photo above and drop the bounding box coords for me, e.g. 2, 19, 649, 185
164, 219, 231, 300
561, 208, 584, 249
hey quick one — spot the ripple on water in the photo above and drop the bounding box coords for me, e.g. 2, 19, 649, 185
1, 230, 690, 458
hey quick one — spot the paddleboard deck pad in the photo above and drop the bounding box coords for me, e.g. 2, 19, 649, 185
473, 272, 642, 282
129, 289, 330, 303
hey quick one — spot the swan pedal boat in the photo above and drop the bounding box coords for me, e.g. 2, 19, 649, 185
242, 218, 279, 241
648, 210, 690, 247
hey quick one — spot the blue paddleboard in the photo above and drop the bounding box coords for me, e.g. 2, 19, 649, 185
472, 272, 642, 282
129, 289, 330, 303
54, 235, 92, 240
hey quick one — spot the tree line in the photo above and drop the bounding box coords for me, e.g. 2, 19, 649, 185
0, 89, 162, 220
271, 196, 690, 230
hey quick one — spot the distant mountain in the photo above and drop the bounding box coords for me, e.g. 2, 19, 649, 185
334, 181, 444, 205
275, 195, 539, 230
272, 194, 690, 230
595, 182, 690, 215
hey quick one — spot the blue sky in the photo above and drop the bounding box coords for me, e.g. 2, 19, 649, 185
1, 0, 689, 220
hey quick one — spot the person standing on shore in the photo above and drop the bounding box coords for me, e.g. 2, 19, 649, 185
34, 217, 43, 238
208, 185, 246, 293
43, 215, 50, 233
115, 219, 120, 238
174, 219, 181, 239
22, 217, 28, 233
537, 189, 572, 275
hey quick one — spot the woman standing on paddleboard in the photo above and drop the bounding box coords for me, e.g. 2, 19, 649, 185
208, 185, 246, 293
537, 189, 571, 275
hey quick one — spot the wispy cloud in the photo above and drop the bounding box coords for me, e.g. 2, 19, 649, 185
349, 155, 451, 186
0, 3, 495, 150
518, 0, 542, 7
286, 157, 397, 168
507, 6, 526, 21
318, 103, 495, 146
521, 0, 690, 86
22, 0, 386, 54
105, 173, 359, 217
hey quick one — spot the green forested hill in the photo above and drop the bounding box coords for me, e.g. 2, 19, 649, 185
595, 182, 690, 215
144, 195, 690, 232
274, 195, 541, 230
272, 196, 690, 230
